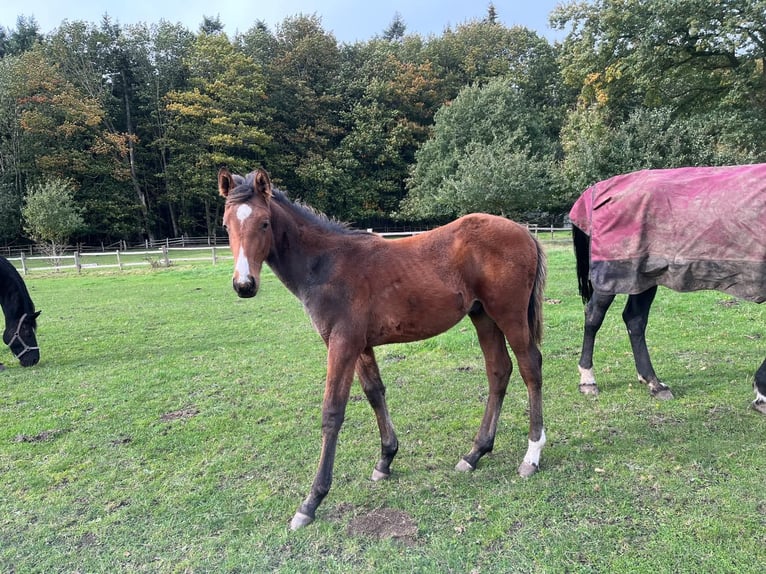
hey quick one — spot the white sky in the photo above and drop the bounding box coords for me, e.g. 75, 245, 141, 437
1, 1, 565, 43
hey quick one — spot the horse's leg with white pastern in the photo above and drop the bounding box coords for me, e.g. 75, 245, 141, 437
578, 291, 617, 395
356, 348, 399, 480
290, 339, 359, 530
456, 312, 512, 472
478, 309, 545, 478
511, 332, 545, 477
752, 358, 766, 415
622, 288, 673, 400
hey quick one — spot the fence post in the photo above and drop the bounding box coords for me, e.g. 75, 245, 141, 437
74, 251, 81, 274
116, 250, 123, 271
20, 252, 27, 276
212, 245, 217, 265
162, 245, 170, 267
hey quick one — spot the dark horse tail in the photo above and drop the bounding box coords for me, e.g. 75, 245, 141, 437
572, 225, 593, 303
528, 237, 547, 345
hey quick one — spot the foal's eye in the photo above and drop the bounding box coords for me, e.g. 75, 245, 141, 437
261, 220, 270, 231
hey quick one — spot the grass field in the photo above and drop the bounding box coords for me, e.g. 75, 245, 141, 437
1, 245, 764, 573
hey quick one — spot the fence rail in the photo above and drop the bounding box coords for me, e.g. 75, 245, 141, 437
4, 225, 571, 276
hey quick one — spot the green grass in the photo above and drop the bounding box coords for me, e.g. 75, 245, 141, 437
1, 246, 765, 573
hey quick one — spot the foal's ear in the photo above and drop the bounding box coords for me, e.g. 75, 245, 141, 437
253, 168, 273, 202
218, 168, 235, 198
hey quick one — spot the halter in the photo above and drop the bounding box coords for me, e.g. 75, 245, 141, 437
7, 312, 39, 360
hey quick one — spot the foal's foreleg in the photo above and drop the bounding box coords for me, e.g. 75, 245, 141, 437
356, 348, 399, 480
457, 314, 512, 472
290, 342, 358, 530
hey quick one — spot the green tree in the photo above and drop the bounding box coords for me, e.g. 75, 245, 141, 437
256, 15, 342, 197
424, 19, 562, 104
164, 31, 269, 235
400, 78, 564, 220
0, 15, 42, 57
553, 0, 766, 117
22, 177, 83, 260
561, 106, 759, 196
14, 44, 134, 241
301, 36, 439, 221
0, 183, 22, 242
553, 0, 766, 157
0, 54, 27, 240
125, 21, 195, 239
553, 0, 766, 194
382, 13, 407, 41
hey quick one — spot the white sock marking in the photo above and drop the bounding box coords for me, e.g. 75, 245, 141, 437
523, 428, 546, 467
578, 365, 597, 386
755, 389, 766, 404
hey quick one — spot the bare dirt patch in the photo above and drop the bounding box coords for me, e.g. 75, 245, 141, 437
160, 406, 199, 422
13, 428, 66, 443
347, 508, 418, 543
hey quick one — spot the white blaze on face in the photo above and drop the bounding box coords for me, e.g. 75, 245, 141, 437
234, 204, 253, 284
235, 246, 250, 283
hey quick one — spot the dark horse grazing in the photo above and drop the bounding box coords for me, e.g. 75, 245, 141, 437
569, 163, 766, 413
0, 255, 40, 370
218, 168, 547, 529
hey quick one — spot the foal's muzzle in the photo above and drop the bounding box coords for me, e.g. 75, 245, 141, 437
233, 276, 258, 298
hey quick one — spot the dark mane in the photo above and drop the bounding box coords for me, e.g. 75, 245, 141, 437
226, 171, 370, 237
0, 255, 37, 325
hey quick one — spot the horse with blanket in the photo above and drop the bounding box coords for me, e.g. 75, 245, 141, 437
569, 163, 766, 414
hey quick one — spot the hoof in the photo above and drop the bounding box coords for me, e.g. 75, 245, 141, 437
578, 382, 599, 396
289, 511, 313, 531
371, 468, 390, 481
455, 459, 475, 472
651, 388, 674, 401
751, 400, 766, 415
518, 461, 539, 478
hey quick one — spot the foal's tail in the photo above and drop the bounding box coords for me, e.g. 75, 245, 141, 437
528, 237, 547, 346
572, 225, 593, 303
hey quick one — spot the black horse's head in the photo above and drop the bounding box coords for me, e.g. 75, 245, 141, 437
4, 310, 41, 367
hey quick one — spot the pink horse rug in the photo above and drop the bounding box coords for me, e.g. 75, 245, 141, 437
569, 164, 766, 303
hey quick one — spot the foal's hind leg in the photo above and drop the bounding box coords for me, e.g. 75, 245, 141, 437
356, 348, 399, 480
457, 312, 513, 472
505, 329, 545, 478
751, 358, 766, 415
622, 288, 673, 400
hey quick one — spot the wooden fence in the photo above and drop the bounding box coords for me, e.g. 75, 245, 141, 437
4, 225, 571, 276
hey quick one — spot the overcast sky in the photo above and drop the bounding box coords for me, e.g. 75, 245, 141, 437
2, 1, 565, 43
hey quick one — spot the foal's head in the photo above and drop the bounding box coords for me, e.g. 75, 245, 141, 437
218, 168, 273, 298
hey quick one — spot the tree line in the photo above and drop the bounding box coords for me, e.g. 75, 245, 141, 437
1, 0, 764, 249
